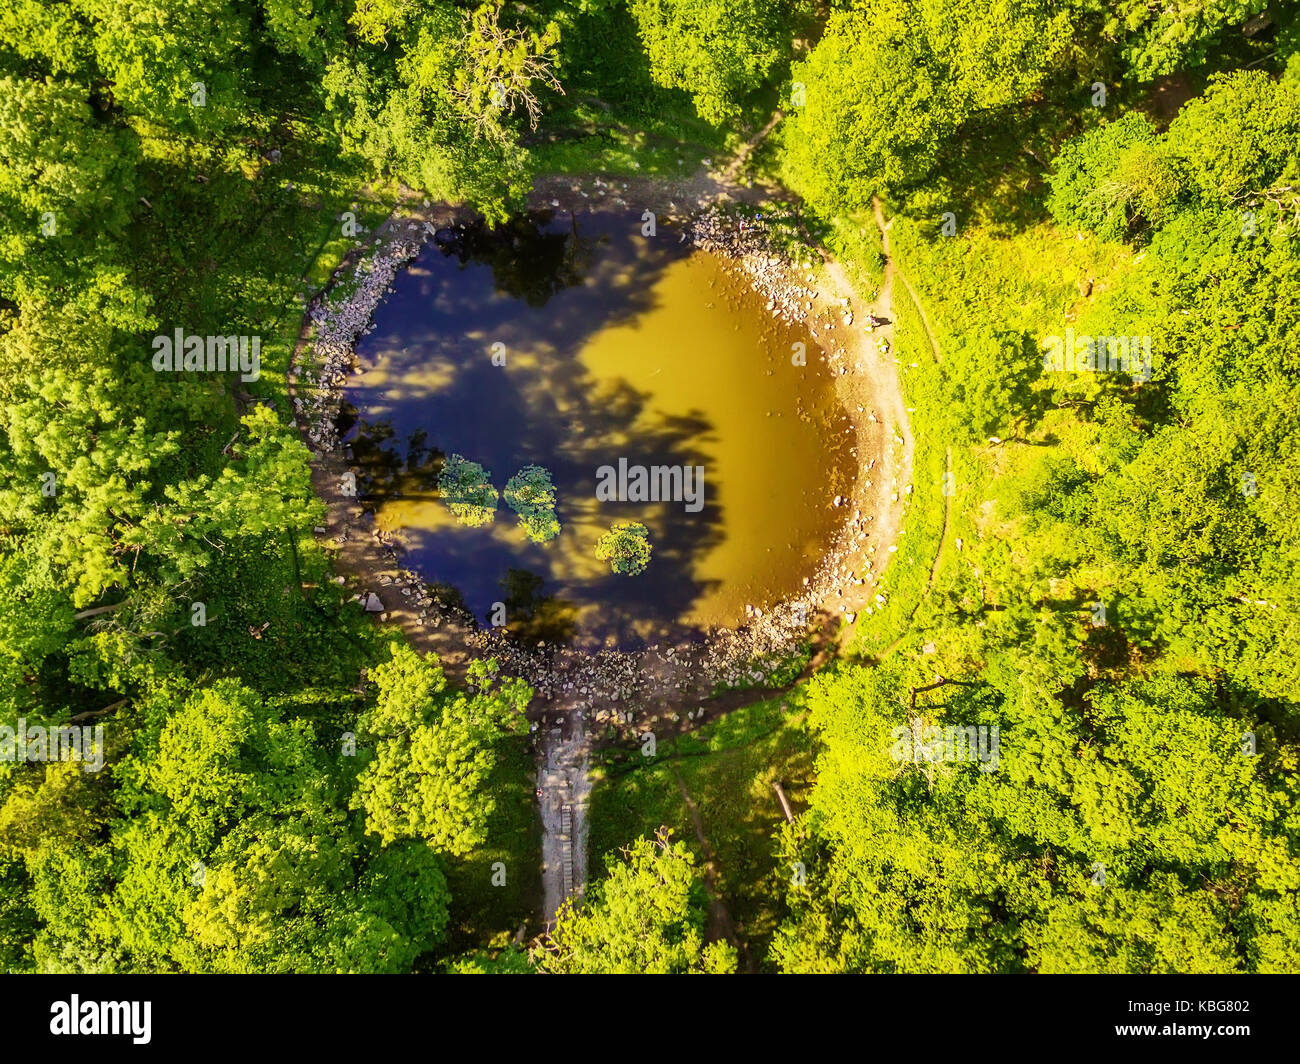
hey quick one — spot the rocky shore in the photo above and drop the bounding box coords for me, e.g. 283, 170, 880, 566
292, 234, 423, 451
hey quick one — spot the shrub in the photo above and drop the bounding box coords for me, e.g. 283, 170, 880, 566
503, 464, 560, 542
594, 521, 652, 576
438, 454, 498, 527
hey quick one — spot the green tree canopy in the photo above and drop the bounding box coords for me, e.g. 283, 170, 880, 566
353, 645, 529, 855
503, 464, 560, 542
628, 0, 806, 124
437, 453, 499, 527
594, 520, 652, 575
536, 829, 737, 974
781, 0, 1074, 212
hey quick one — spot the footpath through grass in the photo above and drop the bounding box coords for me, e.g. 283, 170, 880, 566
849, 214, 1133, 662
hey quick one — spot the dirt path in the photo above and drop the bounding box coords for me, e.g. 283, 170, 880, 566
815, 197, 914, 653
721, 110, 783, 184
863, 199, 956, 659
927, 445, 954, 593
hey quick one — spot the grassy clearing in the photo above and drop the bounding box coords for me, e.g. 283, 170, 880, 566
530, 99, 727, 179
529, 42, 734, 181
891, 216, 1133, 341
588, 694, 814, 967
822, 211, 886, 297
848, 215, 1134, 664
850, 248, 950, 660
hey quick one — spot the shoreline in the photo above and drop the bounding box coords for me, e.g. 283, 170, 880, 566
287, 174, 910, 736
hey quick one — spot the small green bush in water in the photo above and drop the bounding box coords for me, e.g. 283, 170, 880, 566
595, 521, 652, 576
438, 454, 497, 527
504, 464, 560, 542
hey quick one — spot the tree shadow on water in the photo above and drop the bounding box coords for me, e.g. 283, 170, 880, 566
341, 210, 733, 648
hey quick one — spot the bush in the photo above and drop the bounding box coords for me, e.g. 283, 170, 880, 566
503, 464, 560, 542
438, 454, 498, 527
1047, 113, 1178, 240
594, 521, 652, 576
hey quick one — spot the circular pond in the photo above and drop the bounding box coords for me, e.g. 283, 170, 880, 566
339, 210, 854, 650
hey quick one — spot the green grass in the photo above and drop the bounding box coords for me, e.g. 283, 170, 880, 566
531, 99, 727, 178
823, 210, 886, 297
849, 213, 1134, 665
442, 734, 544, 954
850, 250, 951, 660
531, 129, 700, 178
588, 694, 814, 968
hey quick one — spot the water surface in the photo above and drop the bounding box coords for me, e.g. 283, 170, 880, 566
341, 211, 854, 649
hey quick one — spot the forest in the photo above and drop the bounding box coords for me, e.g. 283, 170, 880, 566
1, 0, 1298, 975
